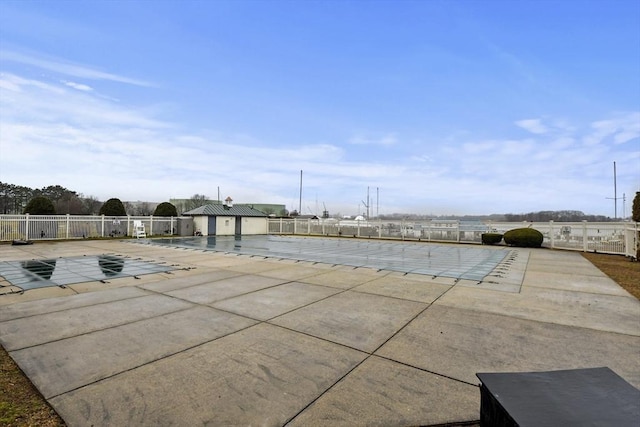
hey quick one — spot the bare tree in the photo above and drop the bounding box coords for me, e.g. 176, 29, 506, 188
184, 194, 209, 212
81, 195, 102, 215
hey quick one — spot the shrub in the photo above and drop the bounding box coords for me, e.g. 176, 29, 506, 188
633, 192, 640, 260
99, 198, 126, 216
632, 191, 640, 222
23, 196, 56, 214
481, 233, 503, 245
503, 227, 544, 248
153, 202, 178, 217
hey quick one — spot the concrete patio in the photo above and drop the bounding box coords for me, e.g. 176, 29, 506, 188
1, 238, 639, 426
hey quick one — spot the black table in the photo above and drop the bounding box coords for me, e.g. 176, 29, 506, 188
476, 367, 640, 426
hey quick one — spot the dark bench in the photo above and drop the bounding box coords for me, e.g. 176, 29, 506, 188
476, 367, 640, 426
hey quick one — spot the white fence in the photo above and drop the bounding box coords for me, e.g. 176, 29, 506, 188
0, 215, 179, 241
268, 218, 638, 258
1, 215, 636, 259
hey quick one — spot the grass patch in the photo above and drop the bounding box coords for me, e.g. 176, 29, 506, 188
582, 252, 640, 299
0, 345, 65, 426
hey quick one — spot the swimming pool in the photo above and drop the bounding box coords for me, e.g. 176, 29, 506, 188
146, 235, 511, 282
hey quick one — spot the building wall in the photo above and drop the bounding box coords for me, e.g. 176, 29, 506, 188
215, 216, 235, 236
215, 216, 268, 235
193, 216, 207, 235
241, 217, 268, 234
191, 215, 267, 235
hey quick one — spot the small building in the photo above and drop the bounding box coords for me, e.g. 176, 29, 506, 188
183, 198, 268, 236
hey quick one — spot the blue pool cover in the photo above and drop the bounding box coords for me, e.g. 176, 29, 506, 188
146, 235, 510, 281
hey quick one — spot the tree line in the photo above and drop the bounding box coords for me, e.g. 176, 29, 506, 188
0, 182, 212, 216
0, 182, 101, 215
0, 182, 180, 216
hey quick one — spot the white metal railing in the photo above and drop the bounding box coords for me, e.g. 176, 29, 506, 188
0, 214, 179, 241
268, 218, 638, 258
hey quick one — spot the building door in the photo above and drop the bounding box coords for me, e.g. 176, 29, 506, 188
235, 216, 242, 235
207, 216, 217, 235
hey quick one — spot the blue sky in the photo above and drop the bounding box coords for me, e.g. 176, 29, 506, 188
1, 0, 638, 217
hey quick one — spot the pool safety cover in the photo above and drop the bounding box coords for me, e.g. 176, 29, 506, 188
148, 235, 510, 281
0, 255, 172, 291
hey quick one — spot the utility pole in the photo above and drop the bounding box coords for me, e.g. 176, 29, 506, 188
605, 161, 619, 220
299, 170, 303, 215
614, 161, 617, 220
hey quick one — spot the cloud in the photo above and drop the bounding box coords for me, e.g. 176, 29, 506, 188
583, 112, 640, 146
63, 80, 93, 92
348, 133, 398, 146
1, 69, 638, 216
515, 119, 548, 134
1, 49, 152, 87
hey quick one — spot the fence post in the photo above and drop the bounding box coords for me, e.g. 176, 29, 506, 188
170, 216, 174, 235
582, 220, 588, 252
25, 213, 30, 240
101, 215, 105, 237
66, 214, 70, 239
549, 220, 554, 249
150, 215, 154, 237
378, 217, 382, 239
456, 220, 460, 243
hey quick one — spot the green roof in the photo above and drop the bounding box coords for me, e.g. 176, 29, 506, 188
183, 204, 267, 217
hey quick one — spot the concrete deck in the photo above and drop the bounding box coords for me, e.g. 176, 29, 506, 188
1, 239, 639, 426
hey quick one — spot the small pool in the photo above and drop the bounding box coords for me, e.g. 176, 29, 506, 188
146, 235, 511, 281
0, 255, 172, 291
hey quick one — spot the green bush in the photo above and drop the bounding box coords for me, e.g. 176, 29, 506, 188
99, 198, 126, 216
503, 227, 544, 248
24, 196, 56, 214
153, 202, 178, 217
632, 191, 640, 222
481, 233, 503, 245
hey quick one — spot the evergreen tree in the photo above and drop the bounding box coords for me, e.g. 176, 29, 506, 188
153, 202, 178, 217
24, 196, 56, 214
99, 198, 127, 216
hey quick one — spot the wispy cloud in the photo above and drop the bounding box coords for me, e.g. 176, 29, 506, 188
515, 119, 548, 134
348, 133, 398, 146
583, 112, 640, 146
63, 80, 93, 92
1, 50, 152, 87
